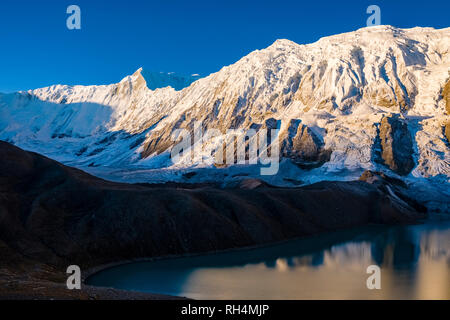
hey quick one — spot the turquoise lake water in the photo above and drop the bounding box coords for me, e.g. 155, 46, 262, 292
87, 221, 450, 299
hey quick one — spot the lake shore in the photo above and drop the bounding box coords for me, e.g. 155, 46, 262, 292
86, 221, 450, 300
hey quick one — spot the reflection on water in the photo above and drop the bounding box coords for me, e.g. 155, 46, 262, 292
87, 222, 450, 299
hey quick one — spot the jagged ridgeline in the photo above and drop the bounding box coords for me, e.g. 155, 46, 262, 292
0, 26, 449, 179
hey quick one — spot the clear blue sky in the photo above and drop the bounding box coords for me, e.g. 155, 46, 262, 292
0, 0, 449, 92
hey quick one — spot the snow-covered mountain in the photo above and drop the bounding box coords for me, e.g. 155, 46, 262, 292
0, 26, 449, 209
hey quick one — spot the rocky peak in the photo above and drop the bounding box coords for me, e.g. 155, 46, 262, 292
379, 115, 415, 176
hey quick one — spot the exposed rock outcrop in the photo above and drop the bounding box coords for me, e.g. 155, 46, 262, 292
444, 79, 450, 143
379, 115, 415, 175
281, 119, 321, 160
280, 119, 331, 168
443, 79, 450, 115
445, 122, 450, 144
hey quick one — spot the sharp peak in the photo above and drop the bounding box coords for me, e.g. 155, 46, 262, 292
118, 67, 148, 91
269, 39, 300, 48
132, 67, 144, 76
120, 67, 145, 82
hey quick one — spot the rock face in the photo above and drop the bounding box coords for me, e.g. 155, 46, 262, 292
379, 115, 415, 175
0, 141, 426, 272
445, 122, 450, 144
281, 119, 321, 160
280, 119, 331, 168
443, 79, 450, 115
444, 79, 450, 143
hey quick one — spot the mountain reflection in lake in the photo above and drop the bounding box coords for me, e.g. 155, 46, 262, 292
87, 222, 450, 299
